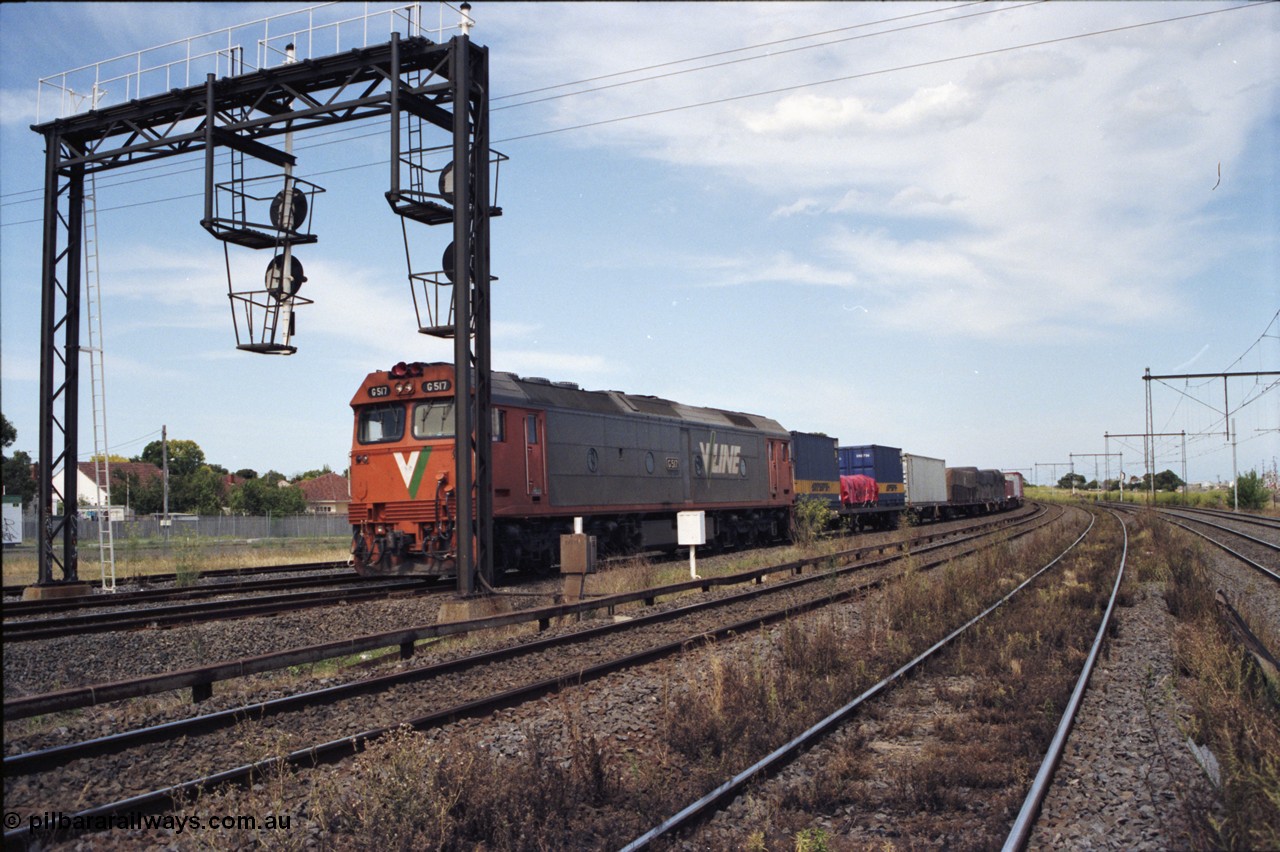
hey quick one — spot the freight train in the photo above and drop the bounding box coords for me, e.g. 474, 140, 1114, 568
348, 361, 1023, 577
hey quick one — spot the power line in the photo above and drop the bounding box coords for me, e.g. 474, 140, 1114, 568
1, 1, 1263, 227
495, 3, 1262, 145
491, 1, 1044, 112
1222, 307, 1280, 372
0, 1, 1015, 206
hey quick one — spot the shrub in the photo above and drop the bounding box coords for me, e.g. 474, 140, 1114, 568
791, 498, 835, 546
1235, 470, 1271, 511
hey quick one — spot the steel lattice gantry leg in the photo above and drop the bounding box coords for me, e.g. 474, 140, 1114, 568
37, 137, 84, 585
449, 34, 495, 594
30, 29, 475, 587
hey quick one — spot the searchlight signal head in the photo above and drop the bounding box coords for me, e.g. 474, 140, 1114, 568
265, 254, 306, 300
270, 187, 308, 232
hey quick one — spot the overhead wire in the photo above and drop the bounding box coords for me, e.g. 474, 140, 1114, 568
2, 2, 1262, 224
0, 0, 1013, 209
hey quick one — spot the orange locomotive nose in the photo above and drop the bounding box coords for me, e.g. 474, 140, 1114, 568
348, 362, 459, 577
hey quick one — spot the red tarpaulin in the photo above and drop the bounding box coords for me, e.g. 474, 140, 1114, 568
840, 474, 878, 507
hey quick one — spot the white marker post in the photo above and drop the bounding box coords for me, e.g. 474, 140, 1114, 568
676, 511, 706, 580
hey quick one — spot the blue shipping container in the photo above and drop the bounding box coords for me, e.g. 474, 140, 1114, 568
790, 431, 840, 508
836, 444, 905, 507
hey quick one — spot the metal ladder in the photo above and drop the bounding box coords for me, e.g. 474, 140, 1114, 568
83, 157, 116, 592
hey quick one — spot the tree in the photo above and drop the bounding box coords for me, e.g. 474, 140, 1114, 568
235, 468, 258, 480
294, 464, 333, 482
1057, 473, 1086, 489
1149, 469, 1184, 492
136, 438, 206, 478
171, 466, 227, 515
3, 450, 37, 508
1, 413, 37, 508
89, 453, 130, 464
228, 477, 305, 515
1236, 470, 1270, 511
114, 469, 163, 515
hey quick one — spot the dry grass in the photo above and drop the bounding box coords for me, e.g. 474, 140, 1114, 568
163, 519, 1099, 850
2, 538, 349, 586
1148, 516, 1280, 850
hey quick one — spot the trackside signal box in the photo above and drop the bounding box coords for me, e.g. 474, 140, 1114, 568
677, 511, 706, 546
559, 533, 597, 574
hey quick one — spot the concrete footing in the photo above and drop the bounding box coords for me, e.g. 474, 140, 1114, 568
436, 595, 514, 625
22, 582, 93, 601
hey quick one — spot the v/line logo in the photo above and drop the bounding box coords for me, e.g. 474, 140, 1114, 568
394, 448, 433, 498
698, 441, 742, 476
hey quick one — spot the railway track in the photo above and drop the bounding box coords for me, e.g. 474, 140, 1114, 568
625, 505, 1121, 849
1, 576, 444, 642
3, 507, 1064, 848
0, 559, 350, 599
1, 570, 400, 618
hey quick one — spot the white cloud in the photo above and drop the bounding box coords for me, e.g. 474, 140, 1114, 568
0, 88, 38, 126
493, 350, 611, 377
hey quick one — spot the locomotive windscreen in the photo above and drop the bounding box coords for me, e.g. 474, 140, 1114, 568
358, 403, 405, 443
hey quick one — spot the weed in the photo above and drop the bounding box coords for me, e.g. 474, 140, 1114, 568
794, 826, 832, 852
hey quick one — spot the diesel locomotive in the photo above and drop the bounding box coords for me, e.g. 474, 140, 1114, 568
348, 361, 1023, 577
348, 361, 793, 577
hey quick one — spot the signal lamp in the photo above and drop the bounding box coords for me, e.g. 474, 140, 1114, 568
438, 161, 455, 205
265, 255, 306, 300
270, 187, 308, 232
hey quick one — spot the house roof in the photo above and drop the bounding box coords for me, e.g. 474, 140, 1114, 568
77, 461, 163, 488
299, 472, 350, 503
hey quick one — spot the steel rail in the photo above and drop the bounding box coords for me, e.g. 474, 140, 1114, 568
1157, 510, 1280, 556
5, 504, 1064, 849
619, 507, 1096, 850
2, 559, 349, 597
1112, 501, 1280, 584
1159, 504, 1280, 532
3, 572, 413, 616
4, 508, 1049, 719
1002, 508, 1129, 851
4, 506, 1064, 849
4, 508, 1059, 777
1160, 516, 1280, 584
1, 579, 436, 641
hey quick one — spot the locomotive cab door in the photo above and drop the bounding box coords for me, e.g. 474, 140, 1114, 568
769, 438, 791, 499
524, 413, 546, 502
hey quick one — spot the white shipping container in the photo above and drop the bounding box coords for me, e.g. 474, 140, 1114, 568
903, 454, 947, 505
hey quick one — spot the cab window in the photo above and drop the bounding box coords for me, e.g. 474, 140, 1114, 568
358, 403, 405, 444
413, 400, 456, 439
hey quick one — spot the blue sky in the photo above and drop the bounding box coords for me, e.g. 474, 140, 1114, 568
2, 1, 1277, 486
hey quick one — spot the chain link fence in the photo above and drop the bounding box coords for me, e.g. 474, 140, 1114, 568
17, 512, 351, 545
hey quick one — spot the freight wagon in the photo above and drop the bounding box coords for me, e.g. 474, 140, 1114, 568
790, 431, 840, 510
903, 453, 947, 520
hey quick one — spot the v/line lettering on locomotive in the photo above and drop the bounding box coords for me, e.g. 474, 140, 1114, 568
697, 441, 743, 477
